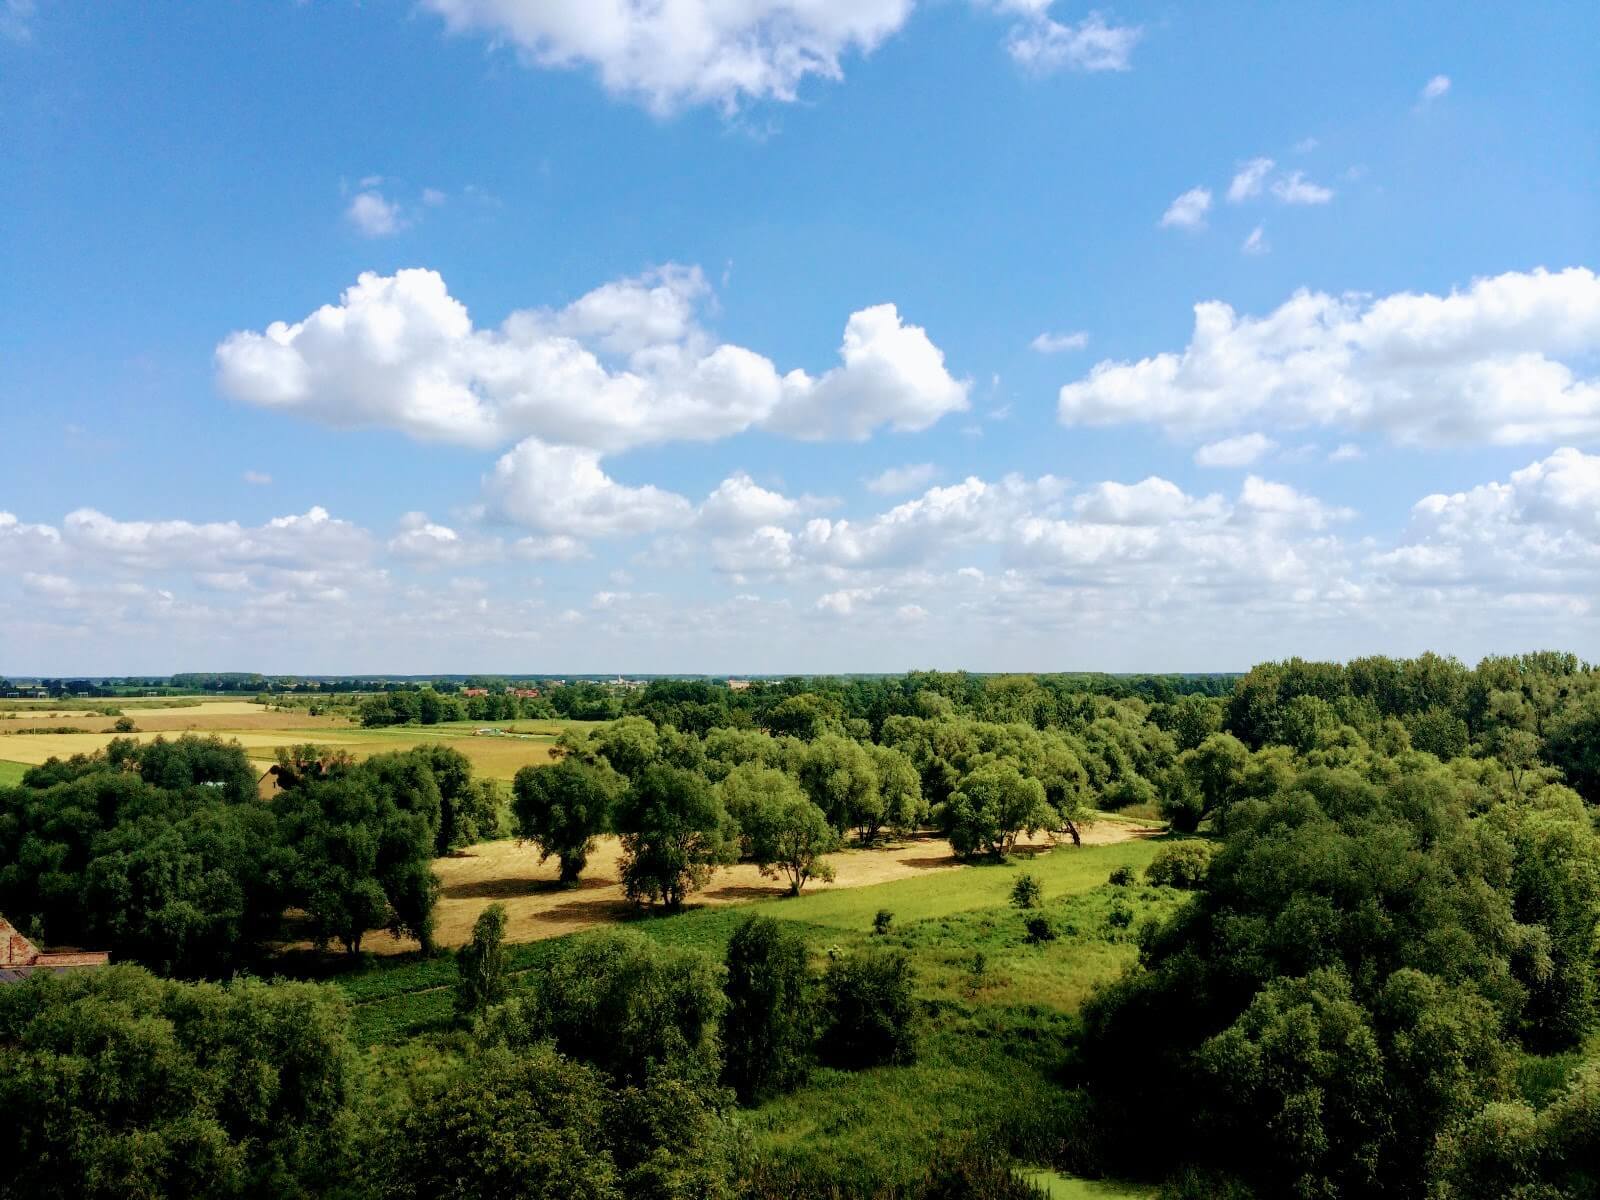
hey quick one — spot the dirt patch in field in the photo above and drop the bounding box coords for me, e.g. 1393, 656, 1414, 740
345, 821, 1159, 955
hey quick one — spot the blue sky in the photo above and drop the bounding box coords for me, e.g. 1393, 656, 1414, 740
2, 0, 1597, 674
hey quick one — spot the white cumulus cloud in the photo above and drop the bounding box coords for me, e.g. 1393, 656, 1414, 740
1195, 432, 1275, 467
482, 438, 694, 537
421, 0, 916, 114
1057, 267, 1600, 448
216, 267, 967, 452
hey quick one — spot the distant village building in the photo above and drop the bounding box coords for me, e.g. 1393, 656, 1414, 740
727, 679, 752, 691
462, 688, 489, 697
0, 915, 110, 983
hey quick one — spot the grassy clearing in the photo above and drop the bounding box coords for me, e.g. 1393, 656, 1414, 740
330, 835, 1179, 1198
0, 760, 27, 787
1022, 1170, 1155, 1199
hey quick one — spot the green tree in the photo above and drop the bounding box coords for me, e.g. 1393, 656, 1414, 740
794, 733, 882, 841
720, 765, 838, 894
937, 761, 1054, 858
614, 766, 737, 910
480, 927, 725, 1087
276, 764, 440, 954
820, 948, 917, 1069
373, 1046, 621, 1200
455, 902, 510, 1024
511, 758, 622, 883
1159, 733, 1250, 833
869, 743, 926, 839
722, 915, 817, 1103
0, 966, 354, 1200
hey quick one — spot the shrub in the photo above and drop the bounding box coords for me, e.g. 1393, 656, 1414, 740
373, 1045, 620, 1200
722, 915, 817, 1104
1024, 915, 1056, 944
1108, 866, 1135, 886
112, 715, 137, 733
820, 948, 917, 1068
454, 902, 509, 1023
1009, 872, 1043, 909
872, 908, 894, 936
479, 928, 725, 1087
1144, 841, 1217, 889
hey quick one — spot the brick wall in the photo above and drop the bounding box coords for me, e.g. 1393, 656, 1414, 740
0, 917, 41, 967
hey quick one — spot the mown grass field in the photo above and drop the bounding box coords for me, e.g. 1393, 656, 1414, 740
0, 760, 27, 787
325, 834, 1177, 1195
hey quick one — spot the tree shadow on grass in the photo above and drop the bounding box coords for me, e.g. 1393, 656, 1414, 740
527, 896, 636, 925
443, 875, 615, 901
703, 882, 790, 901
898, 854, 962, 870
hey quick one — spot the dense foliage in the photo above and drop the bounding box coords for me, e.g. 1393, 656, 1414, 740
0, 736, 500, 970
0, 966, 353, 1200
7, 653, 1600, 1198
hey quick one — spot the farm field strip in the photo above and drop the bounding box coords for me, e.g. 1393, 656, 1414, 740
0, 705, 566, 780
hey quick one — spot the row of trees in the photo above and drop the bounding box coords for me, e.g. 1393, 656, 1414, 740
0, 736, 501, 973
509, 715, 1094, 908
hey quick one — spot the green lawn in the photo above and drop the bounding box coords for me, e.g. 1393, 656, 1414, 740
0, 760, 28, 787
1023, 1169, 1155, 1199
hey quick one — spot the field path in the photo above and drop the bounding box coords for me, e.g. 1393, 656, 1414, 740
343, 820, 1160, 956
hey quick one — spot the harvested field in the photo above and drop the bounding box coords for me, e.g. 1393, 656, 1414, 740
0, 723, 558, 782
2, 710, 355, 734
0, 730, 364, 765
340, 819, 1160, 955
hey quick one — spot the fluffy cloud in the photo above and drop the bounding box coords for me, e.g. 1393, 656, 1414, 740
865, 463, 939, 495
482, 437, 694, 537
698, 472, 802, 531
61, 506, 372, 572
216, 267, 967, 452
1195, 432, 1275, 467
1241, 225, 1268, 256
1373, 448, 1600, 598
346, 190, 407, 237
0, 511, 63, 563
1227, 157, 1274, 203
769, 304, 969, 440
420, 1, 1138, 113
800, 474, 1067, 568
1421, 74, 1451, 102
1270, 170, 1333, 205
386, 512, 507, 567
1159, 186, 1211, 231
1073, 477, 1222, 525
1057, 267, 1600, 447
422, 0, 915, 113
